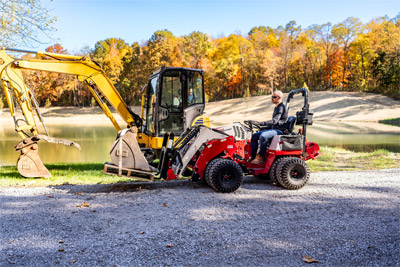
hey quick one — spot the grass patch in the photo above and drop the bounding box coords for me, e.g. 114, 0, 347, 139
307, 146, 400, 172
379, 117, 400, 127
0, 148, 399, 187
0, 163, 136, 187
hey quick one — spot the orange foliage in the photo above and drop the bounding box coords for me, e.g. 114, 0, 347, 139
226, 69, 242, 93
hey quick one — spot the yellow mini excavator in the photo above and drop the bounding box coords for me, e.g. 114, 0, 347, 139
0, 48, 209, 178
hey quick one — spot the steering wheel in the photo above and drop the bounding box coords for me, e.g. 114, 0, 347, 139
244, 120, 261, 131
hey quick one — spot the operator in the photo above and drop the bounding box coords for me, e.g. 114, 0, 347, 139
188, 88, 196, 104
173, 89, 181, 107
249, 90, 288, 164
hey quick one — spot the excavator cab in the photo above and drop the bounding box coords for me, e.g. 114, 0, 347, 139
138, 67, 209, 152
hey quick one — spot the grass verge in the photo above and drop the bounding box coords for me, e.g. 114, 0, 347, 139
307, 146, 400, 172
0, 163, 136, 187
0, 147, 399, 187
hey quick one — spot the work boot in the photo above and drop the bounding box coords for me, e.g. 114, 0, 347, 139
250, 155, 264, 164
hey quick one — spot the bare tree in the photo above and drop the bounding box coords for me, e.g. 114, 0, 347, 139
0, 0, 56, 47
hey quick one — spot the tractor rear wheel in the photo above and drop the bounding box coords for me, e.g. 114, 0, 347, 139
207, 158, 243, 193
276, 157, 310, 190
269, 157, 288, 186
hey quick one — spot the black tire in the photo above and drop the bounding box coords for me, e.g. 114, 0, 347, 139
269, 157, 288, 186
207, 158, 243, 193
276, 157, 310, 190
204, 158, 223, 187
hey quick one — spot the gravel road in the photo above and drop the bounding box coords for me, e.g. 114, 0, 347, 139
1, 169, 399, 266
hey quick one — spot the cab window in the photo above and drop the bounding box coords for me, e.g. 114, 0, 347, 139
187, 71, 204, 106
161, 71, 182, 112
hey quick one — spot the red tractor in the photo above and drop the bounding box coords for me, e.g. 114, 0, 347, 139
158, 88, 320, 192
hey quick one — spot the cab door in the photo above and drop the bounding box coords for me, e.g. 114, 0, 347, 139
158, 70, 185, 136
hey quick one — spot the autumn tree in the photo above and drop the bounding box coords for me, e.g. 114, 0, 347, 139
209, 34, 253, 99
248, 26, 279, 94
142, 30, 178, 71
119, 42, 145, 105
276, 21, 302, 90
182, 31, 211, 68
21, 44, 76, 106
368, 17, 400, 97
309, 22, 337, 88
91, 38, 131, 84
332, 17, 362, 87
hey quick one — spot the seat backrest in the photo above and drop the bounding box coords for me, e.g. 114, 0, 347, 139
285, 116, 296, 133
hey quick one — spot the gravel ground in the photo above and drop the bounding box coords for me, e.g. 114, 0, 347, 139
0, 169, 399, 266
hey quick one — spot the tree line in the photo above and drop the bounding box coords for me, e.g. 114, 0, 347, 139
1, 15, 399, 108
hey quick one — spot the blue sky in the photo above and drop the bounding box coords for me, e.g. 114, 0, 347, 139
33, 0, 400, 53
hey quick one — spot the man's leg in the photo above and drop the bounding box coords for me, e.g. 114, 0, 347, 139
259, 129, 283, 156
250, 131, 263, 160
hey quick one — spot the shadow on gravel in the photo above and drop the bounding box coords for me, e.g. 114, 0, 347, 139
310, 182, 400, 194
54, 180, 205, 194
53, 176, 283, 194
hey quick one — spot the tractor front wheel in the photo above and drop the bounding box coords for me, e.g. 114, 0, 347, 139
276, 157, 310, 190
206, 158, 243, 193
204, 158, 223, 187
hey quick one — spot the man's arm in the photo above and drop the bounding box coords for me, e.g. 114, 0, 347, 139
249, 105, 285, 126
258, 120, 272, 126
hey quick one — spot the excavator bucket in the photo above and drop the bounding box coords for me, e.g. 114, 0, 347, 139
16, 140, 51, 178
15, 135, 81, 178
109, 127, 151, 171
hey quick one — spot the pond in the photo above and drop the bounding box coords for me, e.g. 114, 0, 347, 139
0, 122, 399, 166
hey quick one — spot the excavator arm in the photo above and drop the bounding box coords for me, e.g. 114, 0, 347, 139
0, 48, 149, 178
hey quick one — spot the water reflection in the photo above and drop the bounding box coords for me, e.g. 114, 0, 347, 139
0, 122, 399, 165
0, 124, 117, 166
307, 122, 400, 152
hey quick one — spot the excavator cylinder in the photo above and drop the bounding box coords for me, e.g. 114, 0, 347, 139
109, 127, 151, 171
